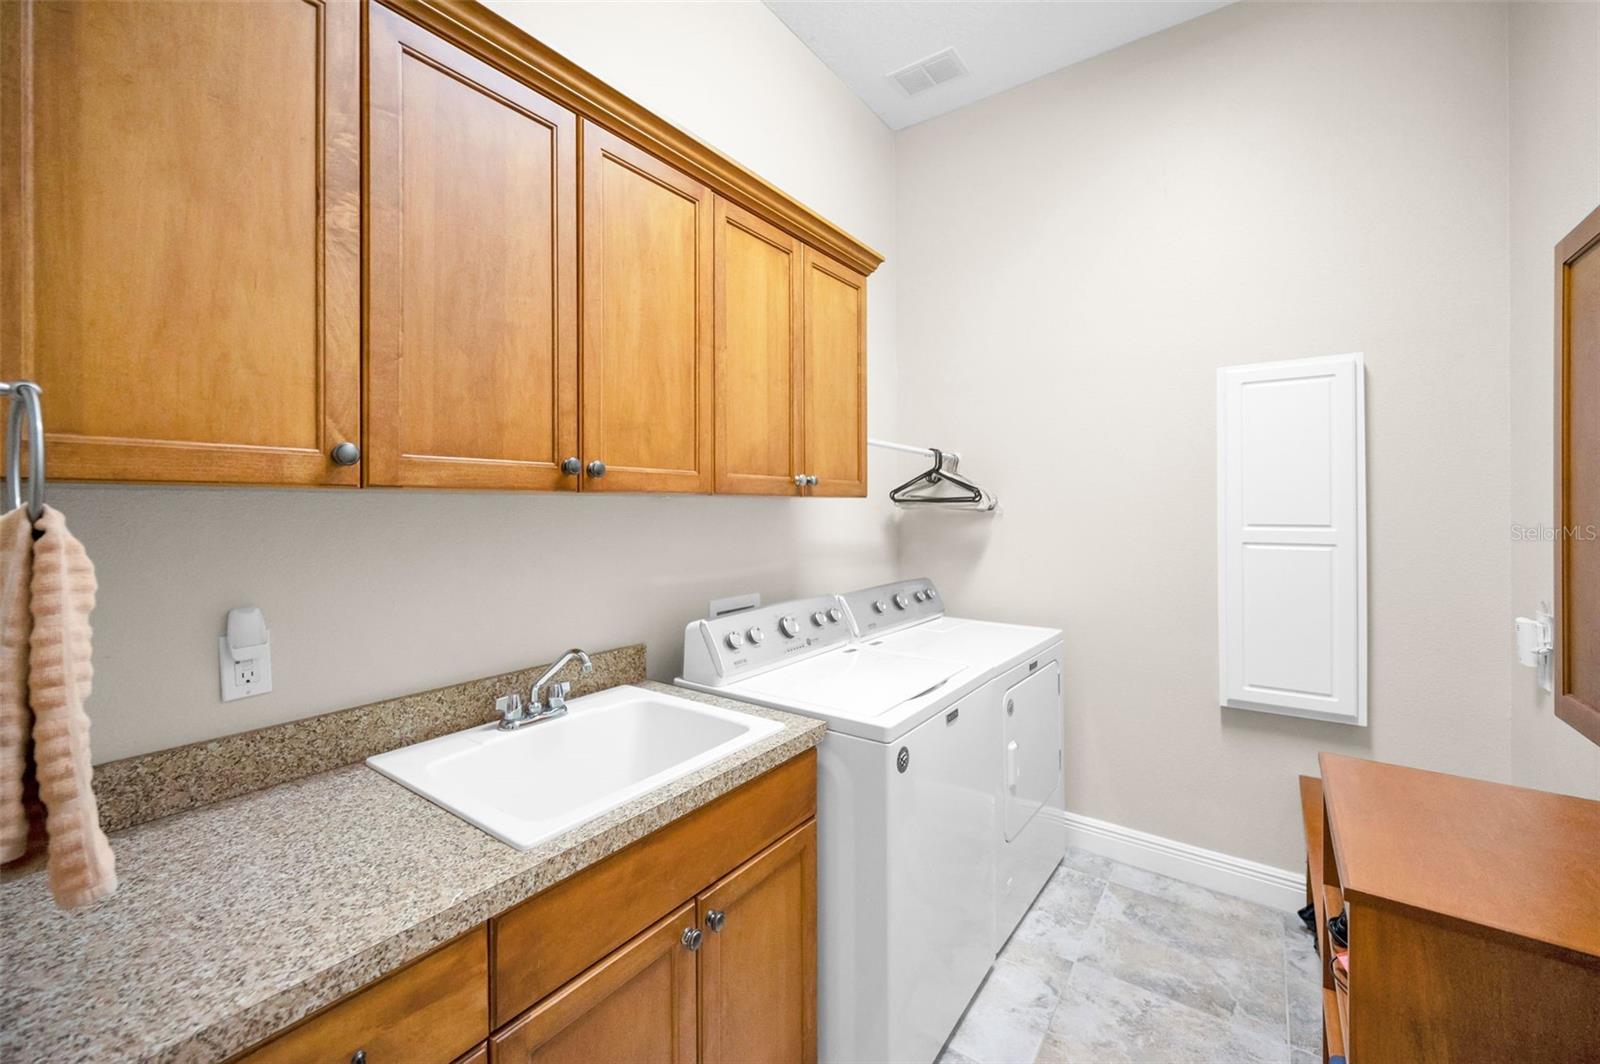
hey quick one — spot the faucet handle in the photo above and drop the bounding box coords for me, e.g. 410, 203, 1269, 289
495, 693, 524, 721
546, 681, 572, 708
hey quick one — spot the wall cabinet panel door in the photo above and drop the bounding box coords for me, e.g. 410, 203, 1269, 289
714, 198, 803, 495
580, 122, 713, 493
0, 0, 361, 485
697, 822, 817, 1064
492, 903, 699, 1064
801, 248, 868, 497
366, 4, 579, 490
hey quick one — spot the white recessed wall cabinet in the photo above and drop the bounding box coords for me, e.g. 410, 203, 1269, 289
1217, 353, 1368, 725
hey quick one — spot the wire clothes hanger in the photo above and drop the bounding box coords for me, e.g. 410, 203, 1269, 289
887, 447, 997, 510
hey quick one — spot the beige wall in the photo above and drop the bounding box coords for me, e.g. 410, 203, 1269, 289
894, 1, 1546, 870
69, 0, 900, 762
1507, 1, 1600, 798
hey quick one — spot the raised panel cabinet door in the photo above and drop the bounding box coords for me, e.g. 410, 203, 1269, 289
801, 248, 868, 497
492, 902, 699, 1064
714, 197, 803, 495
365, 4, 579, 491
0, 0, 361, 486
580, 122, 714, 493
697, 821, 817, 1064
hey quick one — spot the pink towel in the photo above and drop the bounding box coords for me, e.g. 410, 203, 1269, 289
0, 505, 32, 862
16, 506, 116, 907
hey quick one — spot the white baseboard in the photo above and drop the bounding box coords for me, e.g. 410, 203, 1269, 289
1050, 809, 1306, 913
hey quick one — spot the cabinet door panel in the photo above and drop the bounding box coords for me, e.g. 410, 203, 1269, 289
366, 4, 578, 490
714, 198, 803, 495
801, 248, 868, 497
1, 0, 360, 485
580, 122, 713, 493
698, 821, 817, 1064
492, 903, 698, 1064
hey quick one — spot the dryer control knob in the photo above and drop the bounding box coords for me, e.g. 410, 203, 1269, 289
779, 616, 799, 638
747, 626, 765, 645
874, 600, 888, 614
811, 611, 826, 627
725, 631, 745, 650
827, 607, 843, 623
925, 588, 937, 599
893, 593, 910, 610
914, 590, 928, 602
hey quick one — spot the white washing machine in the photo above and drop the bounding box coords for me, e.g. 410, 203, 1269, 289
678, 595, 1001, 1064
839, 579, 1067, 952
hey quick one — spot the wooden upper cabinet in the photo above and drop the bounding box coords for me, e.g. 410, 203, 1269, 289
365, 4, 579, 491
697, 822, 818, 1064
580, 122, 714, 493
801, 248, 869, 497
0, 0, 361, 486
492, 903, 699, 1064
714, 198, 804, 495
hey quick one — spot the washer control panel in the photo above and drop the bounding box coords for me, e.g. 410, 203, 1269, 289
840, 578, 943, 637
682, 594, 853, 683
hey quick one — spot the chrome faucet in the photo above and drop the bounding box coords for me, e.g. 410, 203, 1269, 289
496, 648, 594, 730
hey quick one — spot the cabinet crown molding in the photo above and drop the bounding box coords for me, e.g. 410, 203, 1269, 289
382, 0, 885, 277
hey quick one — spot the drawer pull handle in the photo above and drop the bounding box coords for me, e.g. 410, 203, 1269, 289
682, 926, 703, 951
706, 909, 727, 932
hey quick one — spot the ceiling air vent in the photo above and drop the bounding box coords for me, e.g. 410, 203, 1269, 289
888, 48, 969, 97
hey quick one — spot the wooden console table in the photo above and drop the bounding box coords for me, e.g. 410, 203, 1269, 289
1299, 754, 1599, 1062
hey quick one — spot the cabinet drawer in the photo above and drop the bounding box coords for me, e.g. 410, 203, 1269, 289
238, 927, 488, 1064
492, 749, 816, 1025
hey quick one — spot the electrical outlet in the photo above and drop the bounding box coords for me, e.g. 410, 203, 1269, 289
219, 635, 273, 702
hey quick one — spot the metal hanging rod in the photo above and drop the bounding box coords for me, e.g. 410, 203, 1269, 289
2, 380, 46, 521
868, 437, 963, 469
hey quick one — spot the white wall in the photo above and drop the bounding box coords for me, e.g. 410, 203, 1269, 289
1507, 1, 1600, 798
894, 1, 1530, 870
69, 0, 900, 761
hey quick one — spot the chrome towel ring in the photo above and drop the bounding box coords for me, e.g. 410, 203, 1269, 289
1, 380, 46, 521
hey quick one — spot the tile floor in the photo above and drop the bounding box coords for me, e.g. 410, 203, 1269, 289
939, 848, 1324, 1064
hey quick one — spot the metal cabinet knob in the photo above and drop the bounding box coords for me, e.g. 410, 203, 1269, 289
681, 927, 703, 951
587, 460, 607, 478
330, 441, 360, 466
794, 473, 808, 487
561, 456, 581, 475
351, 1050, 367, 1064
706, 909, 727, 932
806, 475, 819, 487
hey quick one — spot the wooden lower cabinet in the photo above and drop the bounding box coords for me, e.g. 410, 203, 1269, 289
236, 754, 817, 1064
492, 903, 700, 1063
698, 822, 818, 1064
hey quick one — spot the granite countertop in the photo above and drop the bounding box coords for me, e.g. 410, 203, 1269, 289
0, 682, 825, 1062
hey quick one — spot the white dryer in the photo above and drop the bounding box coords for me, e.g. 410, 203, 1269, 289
839, 579, 1068, 952
678, 595, 1000, 1064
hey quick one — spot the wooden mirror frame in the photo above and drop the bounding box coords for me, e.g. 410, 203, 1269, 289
1554, 204, 1600, 746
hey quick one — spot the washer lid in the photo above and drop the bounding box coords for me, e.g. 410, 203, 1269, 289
734, 645, 963, 718
864, 617, 1062, 676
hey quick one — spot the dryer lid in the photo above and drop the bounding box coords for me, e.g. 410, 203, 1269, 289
734, 646, 963, 718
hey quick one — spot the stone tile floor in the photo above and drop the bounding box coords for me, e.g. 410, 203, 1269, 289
939, 848, 1324, 1063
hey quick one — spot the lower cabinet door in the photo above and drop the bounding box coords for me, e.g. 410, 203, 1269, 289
697, 821, 818, 1064
492, 902, 699, 1063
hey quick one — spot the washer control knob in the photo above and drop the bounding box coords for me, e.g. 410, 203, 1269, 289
914, 590, 927, 602
874, 600, 888, 613
893, 593, 910, 610
811, 611, 827, 627
747, 626, 764, 645
925, 587, 937, 599
725, 631, 745, 650
779, 616, 799, 638
827, 607, 843, 623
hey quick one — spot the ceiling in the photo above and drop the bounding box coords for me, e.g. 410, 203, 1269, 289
763, 1, 1231, 130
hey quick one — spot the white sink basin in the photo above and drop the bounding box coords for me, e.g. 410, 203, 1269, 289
366, 684, 783, 851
